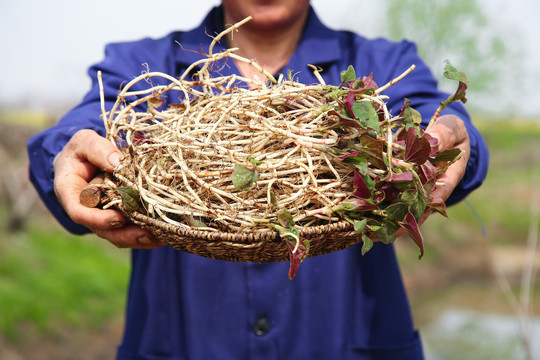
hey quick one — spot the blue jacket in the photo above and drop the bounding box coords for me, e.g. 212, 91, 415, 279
27, 6, 489, 360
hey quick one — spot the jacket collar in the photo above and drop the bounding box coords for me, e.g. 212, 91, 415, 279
172, 5, 341, 76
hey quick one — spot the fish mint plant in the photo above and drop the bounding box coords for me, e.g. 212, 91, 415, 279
97, 21, 468, 279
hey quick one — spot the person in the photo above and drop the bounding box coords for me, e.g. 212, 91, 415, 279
27, 1, 489, 359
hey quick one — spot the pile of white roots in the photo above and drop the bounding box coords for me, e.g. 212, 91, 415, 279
98, 18, 410, 234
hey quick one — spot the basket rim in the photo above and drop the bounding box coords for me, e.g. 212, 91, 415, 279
129, 210, 356, 244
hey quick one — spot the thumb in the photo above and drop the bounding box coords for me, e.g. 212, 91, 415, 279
77, 130, 123, 172
57, 129, 123, 175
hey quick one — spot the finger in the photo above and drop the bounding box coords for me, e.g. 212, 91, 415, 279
426, 115, 469, 153
61, 129, 123, 174
53, 130, 126, 229
53, 163, 126, 231
426, 115, 470, 203
92, 225, 165, 249
430, 164, 464, 203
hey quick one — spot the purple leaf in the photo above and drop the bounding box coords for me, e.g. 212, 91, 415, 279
400, 210, 424, 259
360, 73, 378, 91
387, 171, 414, 182
404, 127, 431, 164
287, 238, 310, 280
418, 161, 438, 186
359, 134, 386, 169
379, 182, 400, 203
354, 171, 372, 199
423, 132, 439, 157
338, 150, 360, 161
350, 73, 378, 94
428, 197, 448, 217
132, 131, 153, 145
344, 91, 355, 116
333, 198, 378, 212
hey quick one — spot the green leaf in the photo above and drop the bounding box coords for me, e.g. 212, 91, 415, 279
352, 101, 380, 132
354, 219, 367, 233
284, 225, 300, 242
411, 191, 428, 221
343, 154, 369, 175
340, 65, 357, 83
361, 235, 373, 256
325, 88, 346, 101
374, 220, 399, 245
443, 60, 469, 103
385, 202, 409, 223
333, 199, 377, 213
277, 208, 295, 228
248, 156, 262, 167
431, 148, 462, 163
116, 187, 142, 212
399, 99, 423, 133
443, 60, 468, 83
187, 214, 207, 228
269, 189, 278, 208
232, 164, 259, 191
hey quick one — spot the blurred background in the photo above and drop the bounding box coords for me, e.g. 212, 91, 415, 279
1, 0, 539, 359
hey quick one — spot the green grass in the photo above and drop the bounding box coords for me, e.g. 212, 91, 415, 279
0, 224, 130, 341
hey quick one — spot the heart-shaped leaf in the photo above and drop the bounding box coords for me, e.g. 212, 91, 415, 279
117, 187, 142, 212
232, 164, 259, 191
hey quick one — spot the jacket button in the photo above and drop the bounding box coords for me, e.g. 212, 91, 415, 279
253, 317, 270, 336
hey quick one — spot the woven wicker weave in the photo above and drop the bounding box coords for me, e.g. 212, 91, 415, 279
103, 188, 361, 262
136, 212, 358, 262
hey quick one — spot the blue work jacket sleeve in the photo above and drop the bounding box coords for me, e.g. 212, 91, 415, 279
26, 37, 172, 234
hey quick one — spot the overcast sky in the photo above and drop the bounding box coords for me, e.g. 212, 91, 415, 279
1, 0, 539, 116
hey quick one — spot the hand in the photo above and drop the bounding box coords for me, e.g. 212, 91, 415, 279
395, 114, 470, 237
53, 129, 164, 249
425, 114, 470, 205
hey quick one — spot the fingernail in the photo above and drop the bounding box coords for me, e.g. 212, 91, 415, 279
109, 220, 124, 229
136, 235, 155, 245
108, 152, 121, 169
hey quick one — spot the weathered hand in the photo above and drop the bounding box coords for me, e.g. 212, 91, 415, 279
394, 114, 470, 239
425, 114, 470, 205
53, 129, 164, 249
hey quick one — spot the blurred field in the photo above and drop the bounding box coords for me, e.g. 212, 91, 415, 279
399, 116, 540, 358
0, 110, 538, 359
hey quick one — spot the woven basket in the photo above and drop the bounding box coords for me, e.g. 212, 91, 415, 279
103, 189, 361, 262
